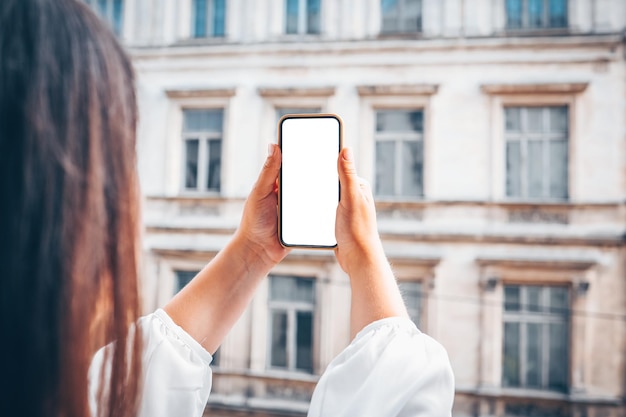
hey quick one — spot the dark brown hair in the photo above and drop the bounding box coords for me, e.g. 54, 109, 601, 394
0, 0, 142, 416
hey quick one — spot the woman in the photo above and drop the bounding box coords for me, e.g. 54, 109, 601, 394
0, 1, 454, 416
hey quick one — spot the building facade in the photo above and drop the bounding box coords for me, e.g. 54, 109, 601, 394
88, 0, 626, 416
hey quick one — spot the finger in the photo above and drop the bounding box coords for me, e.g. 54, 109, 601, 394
337, 147, 359, 202
252, 144, 281, 197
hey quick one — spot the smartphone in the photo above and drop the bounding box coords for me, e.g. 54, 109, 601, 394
278, 114, 342, 249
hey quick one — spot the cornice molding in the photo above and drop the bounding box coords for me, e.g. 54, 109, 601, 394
481, 82, 589, 95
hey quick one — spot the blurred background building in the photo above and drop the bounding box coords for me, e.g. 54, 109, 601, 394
86, 0, 626, 416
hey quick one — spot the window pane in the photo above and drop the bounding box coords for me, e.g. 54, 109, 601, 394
185, 139, 199, 189
307, 0, 321, 34
296, 311, 313, 372
549, 106, 568, 133
207, 139, 221, 192
175, 270, 197, 292
527, 140, 544, 198
549, 140, 568, 199
528, 0, 544, 28
503, 322, 520, 387
527, 107, 544, 132
400, 141, 423, 196
505, 107, 521, 132
213, 0, 226, 36
526, 323, 542, 387
526, 286, 542, 312
193, 0, 207, 37
548, 322, 568, 391
506, 141, 522, 198
381, 0, 400, 32
377, 110, 422, 132
183, 109, 223, 132
375, 141, 395, 196
549, 0, 567, 27
399, 282, 421, 326
270, 276, 315, 303
549, 287, 568, 315
270, 311, 288, 367
112, 0, 123, 35
403, 0, 422, 32
286, 0, 299, 34
504, 286, 521, 311
506, 0, 522, 28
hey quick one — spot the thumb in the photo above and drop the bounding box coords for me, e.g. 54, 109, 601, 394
252, 144, 281, 197
338, 147, 359, 202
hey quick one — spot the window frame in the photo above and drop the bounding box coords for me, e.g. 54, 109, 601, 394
502, 284, 571, 392
191, 0, 226, 38
504, 0, 569, 31
267, 275, 316, 374
284, 0, 322, 35
357, 85, 436, 203
374, 109, 425, 199
181, 109, 224, 193
480, 84, 585, 203
165, 89, 234, 197
504, 105, 569, 201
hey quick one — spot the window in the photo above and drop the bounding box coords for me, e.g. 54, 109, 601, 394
381, 0, 422, 34
285, 0, 321, 35
505, 0, 568, 30
375, 110, 424, 198
268, 276, 315, 373
505, 106, 568, 200
399, 281, 422, 327
192, 0, 226, 38
85, 0, 124, 36
182, 109, 223, 192
502, 285, 569, 392
175, 270, 197, 293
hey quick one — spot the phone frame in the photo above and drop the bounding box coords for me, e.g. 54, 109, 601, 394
278, 113, 343, 249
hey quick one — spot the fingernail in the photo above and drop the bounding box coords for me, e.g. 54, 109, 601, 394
344, 147, 353, 161
267, 143, 275, 157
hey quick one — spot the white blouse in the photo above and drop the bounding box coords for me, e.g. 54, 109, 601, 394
90, 309, 454, 417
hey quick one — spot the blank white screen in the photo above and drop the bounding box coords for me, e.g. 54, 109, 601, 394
280, 116, 340, 248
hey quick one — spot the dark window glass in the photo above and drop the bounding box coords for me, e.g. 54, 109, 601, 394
503, 322, 520, 386
207, 139, 221, 192
270, 311, 288, 367
375, 141, 395, 196
307, 0, 321, 34
193, 0, 207, 37
296, 311, 313, 372
185, 139, 199, 189
286, 0, 299, 34
213, 0, 226, 36
506, 0, 522, 28
175, 270, 197, 292
270, 276, 315, 303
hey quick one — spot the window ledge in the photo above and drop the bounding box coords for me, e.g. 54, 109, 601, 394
357, 84, 438, 96
165, 88, 236, 99
213, 367, 319, 383
258, 86, 336, 98
481, 82, 588, 95
461, 386, 623, 406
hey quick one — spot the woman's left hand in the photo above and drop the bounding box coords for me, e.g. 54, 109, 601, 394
235, 144, 290, 268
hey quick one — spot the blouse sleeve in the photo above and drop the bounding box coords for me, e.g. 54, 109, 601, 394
89, 309, 214, 417
307, 317, 455, 417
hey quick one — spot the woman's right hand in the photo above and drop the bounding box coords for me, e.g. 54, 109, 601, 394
334, 147, 385, 275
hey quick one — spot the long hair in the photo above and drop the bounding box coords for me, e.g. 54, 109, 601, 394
0, 0, 142, 416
